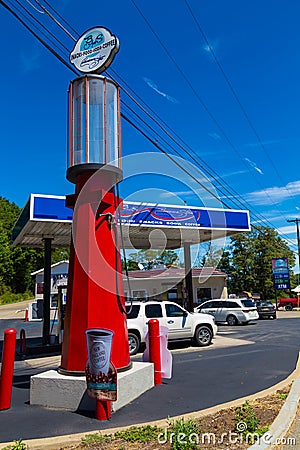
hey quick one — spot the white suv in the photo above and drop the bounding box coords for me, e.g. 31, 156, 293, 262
126, 301, 218, 355
194, 298, 259, 325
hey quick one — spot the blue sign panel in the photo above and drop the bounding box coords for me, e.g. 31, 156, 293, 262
272, 258, 290, 290
31, 196, 250, 231
120, 203, 250, 230
33, 196, 73, 222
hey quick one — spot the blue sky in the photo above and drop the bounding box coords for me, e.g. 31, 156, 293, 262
1, 0, 300, 265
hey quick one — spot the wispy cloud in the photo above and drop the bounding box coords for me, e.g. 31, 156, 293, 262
245, 139, 281, 148
277, 225, 298, 236
160, 190, 194, 198
245, 180, 300, 205
244, 157, 264, 175
221, 170, 248, 178
208, 132, 221, 141
143, 77, 179, 103
20, 48, 41, 74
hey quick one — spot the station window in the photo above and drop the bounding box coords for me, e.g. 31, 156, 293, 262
132, 290, 147, 301
196, 288, 212, 305
167, 288, 178, 301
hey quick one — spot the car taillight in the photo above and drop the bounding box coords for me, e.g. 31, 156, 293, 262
242, 309, 250, 313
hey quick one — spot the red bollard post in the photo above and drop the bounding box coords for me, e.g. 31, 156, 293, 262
96, 399, 111, 420
0, 328, 17, 410
148, 319, 162, 385
24, 308, 29, 322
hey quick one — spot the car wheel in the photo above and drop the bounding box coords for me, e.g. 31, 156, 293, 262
128, 332, 140, 356
285, 305, 293, 311
227, 315, 238, 326
193, 325, 212, 347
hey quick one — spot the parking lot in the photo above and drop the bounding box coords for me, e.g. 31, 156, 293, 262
0, 306, 300, 442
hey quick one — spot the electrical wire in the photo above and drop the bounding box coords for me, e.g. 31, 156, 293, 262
33, 0, 77, 41
14, 0, 71, 54
2, 0, 78, 75
184, 0, 298, 211
129, 0, 295, 224
14, 0, 294, 242
1, 0, 297, 251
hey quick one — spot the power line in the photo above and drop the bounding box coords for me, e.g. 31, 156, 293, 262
130, 0, 296, 223
1, 0, 78, 75
0, 0, 297, 251
184, 0, 299, 211
16, 0, 293, 236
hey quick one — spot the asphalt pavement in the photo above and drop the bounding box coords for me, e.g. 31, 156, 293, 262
0, 304, 300, 447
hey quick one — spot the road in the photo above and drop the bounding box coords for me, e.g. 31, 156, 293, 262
0, 308, 299, 443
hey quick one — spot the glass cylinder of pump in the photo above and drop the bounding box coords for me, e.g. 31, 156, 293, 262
67, 75, 122, 184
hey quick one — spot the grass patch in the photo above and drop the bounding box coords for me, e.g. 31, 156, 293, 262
277, 392, 289, 400
167, 417, 199, 450
115, 425, 162, 443
0, 292, 33, 306
2, 439, 27, 450
81, 432, 112, 446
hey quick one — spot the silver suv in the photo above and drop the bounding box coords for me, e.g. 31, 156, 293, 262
194, 298, 259, 325
126, 301, 218, 355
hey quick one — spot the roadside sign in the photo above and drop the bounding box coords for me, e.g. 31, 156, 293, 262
272, 258, 290, 290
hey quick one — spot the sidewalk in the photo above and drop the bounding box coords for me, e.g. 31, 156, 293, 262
276, 401, 300, 449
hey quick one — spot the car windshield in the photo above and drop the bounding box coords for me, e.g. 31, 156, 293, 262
126, 304, 140, 319
240, 299, 255, 308
258, 301, 273, 307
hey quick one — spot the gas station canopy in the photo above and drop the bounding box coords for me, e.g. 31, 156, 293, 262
12, 194, 251, 249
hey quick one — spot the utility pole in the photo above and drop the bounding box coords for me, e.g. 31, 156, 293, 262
287, 218, 300, 285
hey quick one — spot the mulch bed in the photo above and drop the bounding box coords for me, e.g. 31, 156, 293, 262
59, 386, 290, 450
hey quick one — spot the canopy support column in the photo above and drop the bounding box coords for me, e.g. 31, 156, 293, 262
42, 237, 53, 345
184, 242, 194, 312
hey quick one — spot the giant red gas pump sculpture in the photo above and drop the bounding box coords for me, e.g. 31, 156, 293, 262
60, 28, 130, 374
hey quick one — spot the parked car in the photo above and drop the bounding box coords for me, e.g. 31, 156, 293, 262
278, 298, 299, 311
255, 300, 277, 319
194, 298, 259, 325
126, 300, 218, 355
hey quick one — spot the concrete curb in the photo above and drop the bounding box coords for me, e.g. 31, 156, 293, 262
249, 377, 300, 449
0, 351, 299, 450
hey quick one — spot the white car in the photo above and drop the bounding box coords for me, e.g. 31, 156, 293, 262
194, 298, 259, 325
126, 300, 218, 355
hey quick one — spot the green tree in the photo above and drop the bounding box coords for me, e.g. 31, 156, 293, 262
229, 226, 295, 299
122, 259, 139, 271
128, 249, 179, 268
0, 223, 14, 293
0, 196, 53, 294
200, 243, 225, 268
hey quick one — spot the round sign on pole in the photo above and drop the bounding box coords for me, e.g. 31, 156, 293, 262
70, 26, 119, 74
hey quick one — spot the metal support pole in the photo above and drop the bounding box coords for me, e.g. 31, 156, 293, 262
183, 243, 194, 312
0, 328, 17, 410
148, 319, 162, 385
287, 219, 300, 285
43, 237, 53, 345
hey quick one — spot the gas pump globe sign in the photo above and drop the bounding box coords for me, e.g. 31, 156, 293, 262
70, 26, 119, 74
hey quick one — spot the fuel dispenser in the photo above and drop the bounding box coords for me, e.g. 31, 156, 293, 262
60, 29, 130, 374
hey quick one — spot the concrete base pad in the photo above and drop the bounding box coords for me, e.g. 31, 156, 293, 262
30, 361, 154, 412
